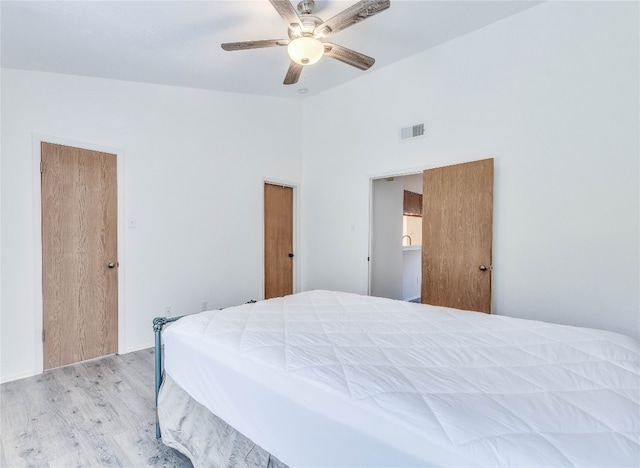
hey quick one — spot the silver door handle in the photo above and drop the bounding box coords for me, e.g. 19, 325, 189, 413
479, 265, 488, 271
107, 262, 117, 268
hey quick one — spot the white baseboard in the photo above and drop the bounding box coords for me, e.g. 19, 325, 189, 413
1, 369, 38, 384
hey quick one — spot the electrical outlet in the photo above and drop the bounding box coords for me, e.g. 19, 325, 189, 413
164, 305, 172, 317
201, 300, 208, 311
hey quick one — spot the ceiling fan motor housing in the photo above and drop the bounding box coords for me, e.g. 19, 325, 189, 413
297, 0, 315, 15
288, 14, 322, 39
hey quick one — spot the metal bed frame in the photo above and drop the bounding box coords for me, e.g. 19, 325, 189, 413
152, 301, 255, 438
153, 315, 184, 439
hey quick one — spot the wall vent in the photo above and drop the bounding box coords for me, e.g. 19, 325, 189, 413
400, 123, 425, 141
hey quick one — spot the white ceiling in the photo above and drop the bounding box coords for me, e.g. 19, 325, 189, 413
1, 0, 541, 99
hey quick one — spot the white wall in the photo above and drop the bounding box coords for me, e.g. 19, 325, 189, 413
2, 1, 638, 383
402, 249, 421, 302
1, 70, 302, 382
370, 177, 403, 299
403, 173, 423, 195
300, 1, 639, 339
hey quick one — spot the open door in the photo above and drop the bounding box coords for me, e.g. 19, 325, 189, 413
421, 158, 494, 313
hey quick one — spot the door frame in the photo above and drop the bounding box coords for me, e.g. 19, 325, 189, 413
262, 178, 299, 299
32, 134, 126, 374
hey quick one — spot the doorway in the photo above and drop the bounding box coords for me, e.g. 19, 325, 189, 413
369, 159, 494, 313
370, 174, 423, 301
41, 142, 118, 369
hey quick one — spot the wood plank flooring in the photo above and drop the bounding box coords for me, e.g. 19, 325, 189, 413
1, 348, 192, 467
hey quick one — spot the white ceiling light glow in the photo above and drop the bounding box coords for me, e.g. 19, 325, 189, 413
287, 37, 324, 65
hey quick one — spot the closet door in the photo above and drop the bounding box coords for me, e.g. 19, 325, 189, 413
421, 158, 493, 313
264, 183, 293, 299
41, 142, 118, 369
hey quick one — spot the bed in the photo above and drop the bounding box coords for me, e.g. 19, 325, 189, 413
155, 290, 639, 467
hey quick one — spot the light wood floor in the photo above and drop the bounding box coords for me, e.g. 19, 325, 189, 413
1, 348, 192, 467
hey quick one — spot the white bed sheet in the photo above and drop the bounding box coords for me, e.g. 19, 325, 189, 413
163, 290, 639, 467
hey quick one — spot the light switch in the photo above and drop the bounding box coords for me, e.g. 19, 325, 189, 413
127, 217, 137, 229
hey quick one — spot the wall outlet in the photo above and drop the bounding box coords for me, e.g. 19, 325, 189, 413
201, 300, 208, 311
164, 305, 172, 317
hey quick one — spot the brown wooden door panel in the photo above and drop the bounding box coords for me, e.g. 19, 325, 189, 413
41, 142, 118, 369
421, 158, 493, 313
264, 183, 293, 299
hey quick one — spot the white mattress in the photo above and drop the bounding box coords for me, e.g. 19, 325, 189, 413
163, 290, 640, 467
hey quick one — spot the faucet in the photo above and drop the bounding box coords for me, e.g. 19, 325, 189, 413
402, 235, 412, 246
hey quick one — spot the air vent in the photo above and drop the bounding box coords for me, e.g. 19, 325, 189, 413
400, 123, 425, 141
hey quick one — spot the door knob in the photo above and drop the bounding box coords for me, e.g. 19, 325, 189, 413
479, 265, 488, 271
288, 253, 294, 258
107, 262, 117, 268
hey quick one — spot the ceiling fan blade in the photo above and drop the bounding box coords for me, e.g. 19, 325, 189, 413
315, 0, 390, 37
269, 0, 302, 29
221, 39, 287, 51
284, 62, 303, 85
323, 43, 375, 70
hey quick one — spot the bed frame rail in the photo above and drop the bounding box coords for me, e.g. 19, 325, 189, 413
153, 315, 184, 439
153, 301, 256, 438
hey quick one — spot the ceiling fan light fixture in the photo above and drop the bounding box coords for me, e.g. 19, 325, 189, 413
287, 36, 324, 65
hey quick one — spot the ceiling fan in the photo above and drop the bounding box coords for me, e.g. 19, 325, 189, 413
221, 0, 390, 85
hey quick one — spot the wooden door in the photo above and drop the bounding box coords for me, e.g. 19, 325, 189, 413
264, 183, 293, 299
41, 142, 118, 369
421, 158, 493, 313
